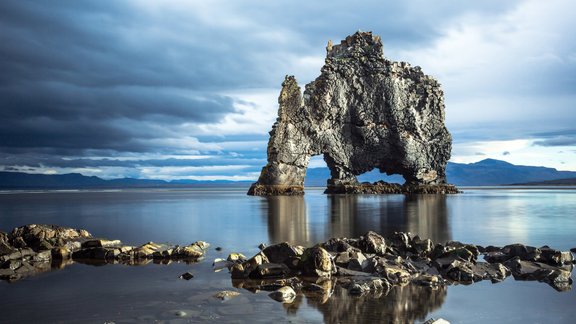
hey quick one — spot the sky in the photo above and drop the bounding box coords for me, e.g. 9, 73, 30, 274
1, 0, 575, 181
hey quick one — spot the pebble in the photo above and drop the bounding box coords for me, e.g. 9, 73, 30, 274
179, 272, 194, 280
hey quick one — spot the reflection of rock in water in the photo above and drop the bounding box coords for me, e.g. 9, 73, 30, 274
327, 194, 451, 243
307, 284, 447, 323
403, 195, 450, 244
264, 196, 308, 244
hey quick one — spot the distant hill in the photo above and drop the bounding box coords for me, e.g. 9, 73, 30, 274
0, 171, 251, 190
304, 158, 576, 186
2, 159, 576, 189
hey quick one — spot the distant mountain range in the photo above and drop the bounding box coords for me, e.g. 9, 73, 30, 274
1, 159, 576, 189
0, 172, 251, 190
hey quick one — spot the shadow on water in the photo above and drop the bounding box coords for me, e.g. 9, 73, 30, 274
263, 193, 451, 246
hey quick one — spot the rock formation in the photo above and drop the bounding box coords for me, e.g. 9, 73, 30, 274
248, 31, 458, 195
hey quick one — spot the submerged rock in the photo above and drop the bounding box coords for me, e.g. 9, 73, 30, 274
213, 290, 240, 301
248, 31, 458, 196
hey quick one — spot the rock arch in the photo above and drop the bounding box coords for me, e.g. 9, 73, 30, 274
248, 32, 458, 195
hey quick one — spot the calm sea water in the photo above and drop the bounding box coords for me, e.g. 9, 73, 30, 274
0, 187, 575, 323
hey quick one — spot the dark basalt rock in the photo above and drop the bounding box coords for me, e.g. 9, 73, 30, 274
248, 32, 458, 196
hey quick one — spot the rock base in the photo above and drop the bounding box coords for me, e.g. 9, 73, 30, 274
325, 182, 460, 194
247, 184, 304, 196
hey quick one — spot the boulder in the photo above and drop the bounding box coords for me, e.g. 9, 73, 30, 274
321, 238, 358, 253
539, 247, 574, 266
262, 242, 303, 265
355, 231, 387, 255
300, 246, 334, 277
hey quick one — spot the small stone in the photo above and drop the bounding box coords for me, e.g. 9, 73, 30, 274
179, 272, 194, 280
258, 243, 267, 250
174, 310, 187, 317
227, 252, 247, 262
213, 290, 240, 301
268, 286, 296, 303
215, 246, 222, 251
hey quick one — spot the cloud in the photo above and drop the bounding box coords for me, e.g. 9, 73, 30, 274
0, 0, 575, 179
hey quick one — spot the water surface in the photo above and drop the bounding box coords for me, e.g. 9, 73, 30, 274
1, 188, 575, 323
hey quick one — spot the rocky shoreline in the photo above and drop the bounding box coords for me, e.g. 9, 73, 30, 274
1, 224, 574, 299
0, 224, 208, 282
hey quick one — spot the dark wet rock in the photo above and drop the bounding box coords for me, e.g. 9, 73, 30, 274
412, 236, 434, 256
179, 272, 194, 280
389, 232, 411, 252
321, 238, 358, 253
374, 260, 411, 285
345, 251, 368, 272
215, 246, 222, 251
570, 247, 576, 254
471, 262, 510, 283
248, 32, 457, 196
539, 247, 574, 266
504, 257, 573, 291
502, 243, 541, 262
354, 231, 386, 255
299, 246, 334, 278
268, 286, 296, 303
262, 242, 303, 265
250, 263, 291, 279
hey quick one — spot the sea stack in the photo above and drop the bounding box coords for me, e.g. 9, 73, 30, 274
249, 31, 458, 195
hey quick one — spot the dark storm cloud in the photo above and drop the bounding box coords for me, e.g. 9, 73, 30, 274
6, 0, 562, 177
